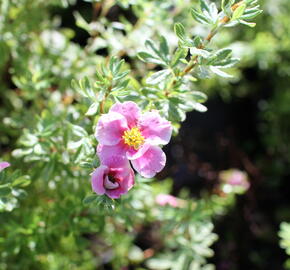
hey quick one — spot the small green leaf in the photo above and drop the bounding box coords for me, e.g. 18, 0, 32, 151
174, 23, 186, 41
191, 91, 207, 103
241, 7, 262, 20
79, 162, 93, 168
83, 195, 97, 205
146, 69, 171, 85
71, 124, 88, 137
190, 8, 211, 24
137, 52, 165, 66
190, 47, 210, 58
73, 11, 90, 33
232, 3, 247, 21
210, 66, 233, 78
171, 48, 187, 67
222, 0, 235, 14
200, 0, 210, 14
146, 258, 172, 270
12, 176, 31, 187
238, 20, 256, 27
145, 40, 164, 61
0, 185, 11, 197
193, 36, 203, 47
159, 36, 169, 60
196, 66, 211, 79
215, 48, 232, 61
85, 102, 99, 116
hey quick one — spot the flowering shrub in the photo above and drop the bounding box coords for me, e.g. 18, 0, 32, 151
0, 0, 263, 269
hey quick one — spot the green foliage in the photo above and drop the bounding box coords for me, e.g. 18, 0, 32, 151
0, 168, 30, 212
279, 222, 290, 269
0, 0, 262, 269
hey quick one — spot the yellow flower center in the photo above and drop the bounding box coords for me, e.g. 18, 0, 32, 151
122, 127, 145, 150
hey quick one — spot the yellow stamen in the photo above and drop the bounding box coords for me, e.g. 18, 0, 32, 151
122, 127, 145, 150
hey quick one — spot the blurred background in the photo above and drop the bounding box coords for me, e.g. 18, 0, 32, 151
1, 0, 290, 269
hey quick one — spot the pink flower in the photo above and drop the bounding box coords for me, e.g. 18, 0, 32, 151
91, 155, 134, 199
156, 194, 179, 207
228, 170, 249, 189
219, 169, 250, 192
95, 101, 172, 178
0, 162, 10, 172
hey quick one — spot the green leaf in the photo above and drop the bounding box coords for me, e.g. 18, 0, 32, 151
210, 66, 233, 78
190, 8, 211, 24
232, 3, 246, 21
145, 39, 167, 64
213, 58, 239, 68
113, 70, 130, 81
174, 23, 186, 41
109, 57, 125, 76
79, 162, 93, 168
146, 69, 171, 85
0, 185, 11, 197
171, 48, 187, 67
12, 176, 31, 187
168, 99, 186, 122
193, 36, 203, 47
209, 3, 218, 22
83, 195, 97, 205
221, 0, 235, 14
137, 52, 165, 66
215, 48, 232, 61
200, 0, 210, 14
159, 36, 169, 60
71, 124, 88, 137
191, 91, 207, 103
146, 258, 172, 270
238, 20, 256, 27
74, 11, 90, 33
196, 66, 211, 79
85, 102, 99, 116
190, 47, 211, 58
71, 77, 95, 100
241, 7, 262, 20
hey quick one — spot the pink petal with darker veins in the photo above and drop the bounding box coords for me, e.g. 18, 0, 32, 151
106, 169, 135, 199
97, 143, 127, 164
110, 101, 141, 128
95, 112, 128, 146
139, 111, 172, 145
126, 143, 151, 160
91, 165, 108, 195
131, 145, 166, 178
92, 154, 135, 199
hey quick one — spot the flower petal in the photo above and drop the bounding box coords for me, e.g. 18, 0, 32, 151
0, 162, 10, 172
139, 111, 172, 145
97, 143, 127, 164
126, 143, 151, 160
104, 175, 120, 189
106, 169, 135, 199
156, 194, 179, 207
131, 145, 166, 178
110, 101, 140, 128
91, 165, 108, 195
95, 112, 128, 146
